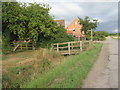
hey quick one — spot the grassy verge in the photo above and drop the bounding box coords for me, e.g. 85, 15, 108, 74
23, 43, 102, 88
2, 48, 63, 88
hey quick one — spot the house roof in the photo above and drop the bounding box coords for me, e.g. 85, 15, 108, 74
54, 19, 65, 26
67, 18, 79, 27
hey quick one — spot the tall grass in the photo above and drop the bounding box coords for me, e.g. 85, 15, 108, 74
22, 43, 102, 88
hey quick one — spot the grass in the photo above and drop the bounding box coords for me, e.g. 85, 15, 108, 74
22, 43, 102, 88
2, 48, 63, 88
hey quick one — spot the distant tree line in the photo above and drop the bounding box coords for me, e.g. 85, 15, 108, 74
109, 33, 119, 36
2, 2, 74, 54
86, 31, 110, 41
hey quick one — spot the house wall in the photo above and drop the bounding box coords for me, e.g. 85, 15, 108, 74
66, 18, 84, 37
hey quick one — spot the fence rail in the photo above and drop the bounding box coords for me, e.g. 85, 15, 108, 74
10, 42, 33, 51
52, 41, 93, 55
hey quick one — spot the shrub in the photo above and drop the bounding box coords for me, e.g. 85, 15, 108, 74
2, 35, 12, 54
39, 58, 51, 73
36, 27, 74, 48
86, 31, 109, 41
34, 48, 61, 60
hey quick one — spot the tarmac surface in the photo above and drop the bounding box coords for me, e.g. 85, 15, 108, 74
83, 37, 118, 88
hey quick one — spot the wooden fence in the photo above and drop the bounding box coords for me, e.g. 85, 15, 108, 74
52, 41, 93, 55
10, 42, 33, 51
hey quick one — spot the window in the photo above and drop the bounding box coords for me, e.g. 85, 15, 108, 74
75, 22, 77, 25
73, 28, 76, 31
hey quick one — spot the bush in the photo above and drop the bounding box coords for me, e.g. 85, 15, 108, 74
86, 31, 109, 41
39, 58, 51, 73
2, 35, 12, 54
36, 27, 74, 48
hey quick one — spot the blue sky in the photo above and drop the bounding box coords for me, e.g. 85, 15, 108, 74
16, 0, 119, 33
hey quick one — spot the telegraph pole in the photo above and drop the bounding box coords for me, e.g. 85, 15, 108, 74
91, 29, 93, 41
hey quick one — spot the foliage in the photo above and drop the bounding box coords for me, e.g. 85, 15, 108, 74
2, 2, 55, 43
2, 35, 12, 54
86, 31, 109, 41
2, 2, 74, 53
52, 26, 74, 43
109, 33, 119, 36
95, 31, 109, 37
37, 26, 74, 48
78, 16, 99, 34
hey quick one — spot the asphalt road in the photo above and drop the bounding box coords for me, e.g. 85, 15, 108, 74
83, 37, 118, 88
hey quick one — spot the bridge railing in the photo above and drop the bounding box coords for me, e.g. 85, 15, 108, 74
52, 41, 93, 55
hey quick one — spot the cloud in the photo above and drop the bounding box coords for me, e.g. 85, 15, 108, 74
49, 3, 84, 17
17, 0, 119, 3
50, 4, 68, 16
49, 2, 118, 32
16, 0, 118, 33
113, 29, 118, 33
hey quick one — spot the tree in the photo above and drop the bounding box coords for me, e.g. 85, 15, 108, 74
2, 2, 58, 45
78, 16, 99, 34
2, 2, 22, 54
2, 2, 74, 53
2, 2, 25, 41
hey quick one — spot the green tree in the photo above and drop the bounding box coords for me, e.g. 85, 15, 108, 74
53, 26, 74, 43
2, 2, 74, 53
2, 2, 25, 40
2, 2, 22, 54
78, 16, 99, 34
2, 2, 57, 46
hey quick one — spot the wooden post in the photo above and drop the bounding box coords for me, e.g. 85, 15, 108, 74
32, 43, 35, 50
68, 42, 70, 55
91, 41, 93, 49
13, 44, 20, 51
71, 42, 73, 49
80, 41, 82, 51
20, 44, 22, 50
88, 41, 90, 50
91, 29, 93, 41
50, 44, 53, 50
26, 43, 28, 50
57, 43, 59, 52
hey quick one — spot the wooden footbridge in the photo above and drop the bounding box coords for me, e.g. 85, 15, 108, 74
52, 41, 93, 55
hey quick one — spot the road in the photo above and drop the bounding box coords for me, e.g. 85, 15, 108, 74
82, 37, 118, 88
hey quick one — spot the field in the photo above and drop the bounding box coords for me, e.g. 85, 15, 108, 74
2, 43, 102, 88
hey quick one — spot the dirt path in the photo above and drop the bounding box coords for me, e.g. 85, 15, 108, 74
82, 37, 118, 88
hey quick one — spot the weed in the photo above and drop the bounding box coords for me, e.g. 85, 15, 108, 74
39, 58, 51, 73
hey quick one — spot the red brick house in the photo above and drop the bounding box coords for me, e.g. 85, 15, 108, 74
66, 18, 85, 38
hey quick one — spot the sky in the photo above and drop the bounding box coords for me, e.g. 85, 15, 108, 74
16, 0, 119, 33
